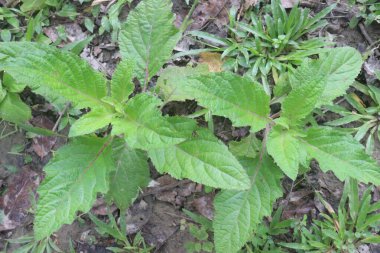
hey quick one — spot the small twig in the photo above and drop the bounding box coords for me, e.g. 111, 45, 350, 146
199, 0, 229, 31
105, 0, 117, 11
180, 0, 200, 33
137, 179, 192, 200
52, 102, 71, 132
358, 22, 380, 57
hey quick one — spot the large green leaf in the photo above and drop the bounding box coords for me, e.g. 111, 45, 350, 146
282, 59, 326, 126
229, 134, 261, 159
0, 42, 108, 110
111, 60, 135, 103
156, 64, 209, 102
3, 73, 26, 93
34, 136, 114, 240
169, 72, 271, 132
0, 93, 31, 123
69, 109, 115, 137
108, 138, 150, 211
316, 47, 362, 107
0, 81, 6, 103
213, 156, 283, 253
148, 128, 250, 190
111, 93, 195, 150
119, 0, 181, 84
267, 126, 305, 180
289, 48, 362, 107
301, 127, 380, 185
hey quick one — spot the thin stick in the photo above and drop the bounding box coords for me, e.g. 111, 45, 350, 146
358, 22, 380, 57
52, 102, 71, 132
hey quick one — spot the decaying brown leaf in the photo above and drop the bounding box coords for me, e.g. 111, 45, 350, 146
199, 52, 223, 72
0, 167, 40, 231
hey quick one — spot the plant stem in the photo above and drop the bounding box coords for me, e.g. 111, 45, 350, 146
250, 124, 272, 183
180, 0, 199, 33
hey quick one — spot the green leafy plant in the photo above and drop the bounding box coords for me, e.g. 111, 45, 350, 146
324, 75, 380, 155
185, 224, 214, 253
97, 0, 132, 41
6, 235, 62, 253
349, 0, 380, 27
0, 0, 379, 253
183, 209, 214, 253
240, 207, 292, 253
186, 0, 334, 93
281, 179, 380, 252
157, 45, 380, 252
89, 211, 153, 253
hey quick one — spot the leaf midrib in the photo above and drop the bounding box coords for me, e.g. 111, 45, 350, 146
194, 87, 272, 127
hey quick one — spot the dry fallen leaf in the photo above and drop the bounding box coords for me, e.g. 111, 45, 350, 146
243, 0, 259, 11
281, 0, 299, 8
190, 0, 241, 30
192, 195, 214, 220
91, 0, 110, 6
0, 167, 40, 231
199, 52, 223, 72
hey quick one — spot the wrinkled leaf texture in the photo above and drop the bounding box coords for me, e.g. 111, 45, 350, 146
34, 136, 113, 240
213, 156, 283, 253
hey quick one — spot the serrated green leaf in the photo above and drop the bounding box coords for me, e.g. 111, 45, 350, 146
213, 156, 283, 253
0, 42, 108, 110
229, 134, 261, 159
0, 81, 6, 103
170, 72, 271, 132
314, 48, 362, 107
267, 126, 305, 180
301, 127, 380, 185
149, 128, 250, 190
111, 60, 135, 103
111, 93, 194, 149
282, 60, 326, 125
0, 93, 31, 123
3, 72, 26, 93
119, 0, 181, 84
20, 0, 47, 12
34, 136, 114, 240
156, 64, 209, 102
69, 109, 114, 137
108, 138, 150, 211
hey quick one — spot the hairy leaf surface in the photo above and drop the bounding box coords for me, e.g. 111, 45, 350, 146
35, 136, 113, 240
156, 64, 209, 102
267, 126, 305, 180
0, 42, 108, 110
282, 60, 326, 125
316, 47, 362, 107
170, 72, 271, 132
69, 109, 114, 137
301, 127, 380, 185
112, 93, 194, 150
119, 0, 181, 84
289, 48, 362, 107
229, 134, 261, 159
213, 156, 283, 253
109, 138, 150, 210
149, 129, 250, 190
111, 60, 135, 103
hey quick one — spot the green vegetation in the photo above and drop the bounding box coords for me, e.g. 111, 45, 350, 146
281, 179, 380, 252
187, 0, 334, 93
349, 0, 380, 27
0, 0, 379, 252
